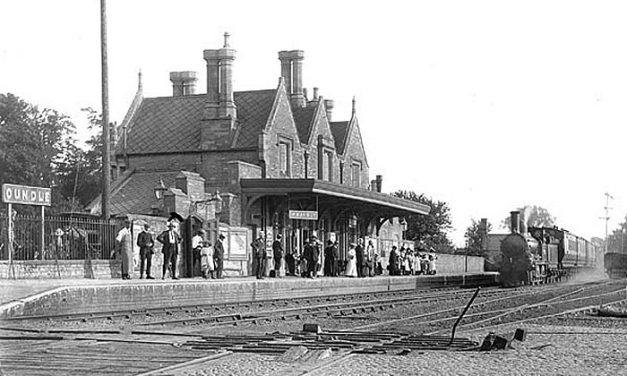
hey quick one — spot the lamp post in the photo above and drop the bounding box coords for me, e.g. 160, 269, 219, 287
400, 218, 408, 241
189, 191, 223, 244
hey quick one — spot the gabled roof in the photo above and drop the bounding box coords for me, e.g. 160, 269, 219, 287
121, 89, 277, 154
291, 105, 317, 144
232, 89, 277, 148
88, 170, 180, 216
330, 121, 349, 154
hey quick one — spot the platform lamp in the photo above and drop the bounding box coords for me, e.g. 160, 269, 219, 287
400, 218, 408, 240
152, 177, 167, 215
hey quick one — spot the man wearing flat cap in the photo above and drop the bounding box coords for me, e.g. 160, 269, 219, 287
214, 233, 225, 279
157, 222, 182, 279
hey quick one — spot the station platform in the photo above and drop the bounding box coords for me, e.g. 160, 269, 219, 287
0, 272, 499, 319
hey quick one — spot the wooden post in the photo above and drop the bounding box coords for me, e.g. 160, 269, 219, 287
40, 206, 45, 260
7, 203, 14, 279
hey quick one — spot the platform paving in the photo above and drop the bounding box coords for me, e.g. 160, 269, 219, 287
0, 272, 498, 319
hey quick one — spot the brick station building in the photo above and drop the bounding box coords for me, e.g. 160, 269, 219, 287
89, 34, 430, 277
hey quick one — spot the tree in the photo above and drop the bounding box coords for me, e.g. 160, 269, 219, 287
392, 190, 454, 252
500, 205, 556, 232
54, 108, 104, 211
0, 93, 77, 213
0, 94, 104, 213
464, 218, 492, 256
606, 215, 627, 254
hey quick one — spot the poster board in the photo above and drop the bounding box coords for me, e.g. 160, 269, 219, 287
227, 227, 248, 260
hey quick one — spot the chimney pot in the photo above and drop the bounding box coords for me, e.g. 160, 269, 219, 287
313, 87, 319, 100
375, 175, 382, 192
170, 71, 198, 97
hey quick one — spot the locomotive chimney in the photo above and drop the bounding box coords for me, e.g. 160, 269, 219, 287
510, 211, 521, 234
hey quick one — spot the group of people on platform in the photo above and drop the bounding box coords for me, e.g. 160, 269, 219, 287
115, 219, 226, 280
388, 245, 437, 276
115, 218, 436, 280
252, 233, 437, 279
191, 230, 225, 280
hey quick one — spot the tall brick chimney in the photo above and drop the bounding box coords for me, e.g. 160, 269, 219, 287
278, 50, 305, 108
170, 71, 198, 96
324, 99, 334, 121
201, 33, 237, 150
203, 32, 236, 119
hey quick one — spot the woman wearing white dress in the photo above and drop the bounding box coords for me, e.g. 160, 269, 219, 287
345, 243, 358, 277
200, 241, 215, 279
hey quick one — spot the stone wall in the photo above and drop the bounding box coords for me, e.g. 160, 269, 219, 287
0, 260, 122, 279
434, 254, 484, 274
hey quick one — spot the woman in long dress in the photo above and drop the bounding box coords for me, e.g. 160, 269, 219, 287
345, 244, 358, 277
200, 241, 215, 279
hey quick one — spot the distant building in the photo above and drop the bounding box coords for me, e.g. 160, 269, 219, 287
89, 33, 429, 276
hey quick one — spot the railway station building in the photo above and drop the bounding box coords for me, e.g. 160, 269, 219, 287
88, 34, 430, 277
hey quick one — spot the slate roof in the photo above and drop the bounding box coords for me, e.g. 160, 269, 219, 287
89, 170, 180, 216
292, 105, 317, 145
330, 121, 349, 155
123, 89, 277, 154
232, 89, 276, 148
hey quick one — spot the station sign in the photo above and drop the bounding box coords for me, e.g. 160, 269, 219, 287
288, 210, 318, 221
2, 184, 51, 206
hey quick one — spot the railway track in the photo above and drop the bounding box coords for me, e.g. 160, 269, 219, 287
2, 286, 463, 325
1, 280, 623, 376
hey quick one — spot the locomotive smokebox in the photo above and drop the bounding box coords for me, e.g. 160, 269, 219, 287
510, 211, 521, 234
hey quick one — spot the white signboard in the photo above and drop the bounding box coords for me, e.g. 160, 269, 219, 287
2, 184, 51, 206
288, 210, 318, 220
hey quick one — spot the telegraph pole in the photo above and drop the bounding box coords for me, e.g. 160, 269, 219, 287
600, 192, 613, 254
100, 0, 111, 220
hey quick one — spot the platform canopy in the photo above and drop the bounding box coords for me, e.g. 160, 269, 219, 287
240, 178, 430, 217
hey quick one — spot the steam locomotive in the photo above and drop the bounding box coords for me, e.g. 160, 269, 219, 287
484, 211, 599, 286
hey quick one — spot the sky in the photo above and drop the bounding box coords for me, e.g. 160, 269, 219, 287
1, 0, 626, 246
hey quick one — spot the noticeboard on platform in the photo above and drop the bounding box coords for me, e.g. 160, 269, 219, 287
2, 184, 51, 206
288, 210, 318, 221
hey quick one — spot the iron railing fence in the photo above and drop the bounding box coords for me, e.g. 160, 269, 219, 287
0, 215, 120, 261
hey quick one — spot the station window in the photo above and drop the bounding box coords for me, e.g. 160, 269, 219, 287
324, 151, 333, 182
279, 141, 291, 176
351, 161, 361, 188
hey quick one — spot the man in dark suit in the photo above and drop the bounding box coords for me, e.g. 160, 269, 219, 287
355, 238, 364, 277
214, 233, 225, 279
157, 222, 182, 279
323, 240, 334, 276
304, 236, 320, 278
251, 231, 266, 279
137, 223, 155, 279
332, 241, 340, 276
272, 234, 284, 278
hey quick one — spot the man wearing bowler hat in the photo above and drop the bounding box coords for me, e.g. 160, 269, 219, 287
157, 222, 182, 279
